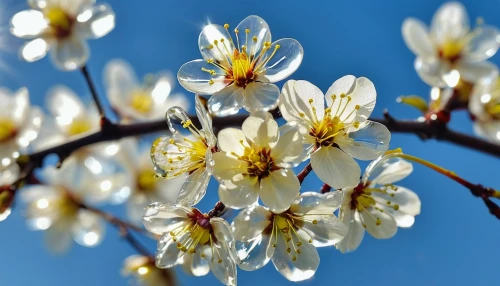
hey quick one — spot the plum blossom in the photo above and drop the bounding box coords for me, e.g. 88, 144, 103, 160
122, 255, 174, 286
469, 77, 500, 142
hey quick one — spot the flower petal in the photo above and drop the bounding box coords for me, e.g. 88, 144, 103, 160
235, 15, 272, 57
259, 169, 300, 213
195, 96, 216, 147
243, 82, 281, 113
20, 38, 50, 62
414, 56, 450, 88
259, 38, 303, 83
401, 18, 435, 57
430, 2, 470, 44
179, 245, 210, 276
301, 215, 347, 247
242, 111, 278, 147
10, 10, 47, 39
272, 123, 303, 165
76, 4, 115, 39
338, 121, 391, 160
279, 80, 325, 127
218, 178, 260, 210
156, 233, 182, 268
337, 205, 365, 253
232, 205, 271, 242
456, 60, 499, 84
359, 207, 397, 239
290, 191, 344, 215
177, 59, 227, 95
142, 203, 190, 235
198, 24, 234, 65
72, 210, 105, 247
50, 38, 89, 70
46, 85, 85, 120
474, 120, 500, 142
45, 219, 74, 253
208, 84, 245, 116
209, 241, 237, 286
213, 152, 245, 181
310, 147, 361, 189
104, 59, 139, 106
176, 167, 210, 206
217, 127, 247, 155
237, 234, 274, 271
373, 186, 421, 217
463, 26, 500, 61
366, 157, 413, 185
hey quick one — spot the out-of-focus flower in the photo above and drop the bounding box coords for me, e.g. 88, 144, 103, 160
151, 96, 216, 207
118, 139, 184, 223
10, 0, 115, 70
233, 192, 347, 282
402, 1, 499, 88
104, 59, 189, 122
337, 151, 421, 253
143, 203, 238, 286
0, 164, 20, 222
21, 159, 106, 253
122, 255, 174, 286
213, 112, 303, 213
178, 15, 303, 116
0, 87, 43, 167
279, 77, 390, 189
469, 77, 500, 142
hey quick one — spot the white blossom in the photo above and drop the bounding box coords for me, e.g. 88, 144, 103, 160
469, 77, 500, 142
143, 203, 239, 286
104, 59, 189, 122
178, 15, 303, 116
279, 77, 391, 189
122, 255, 173, 286
11, 0, 115, 70
402, 1, 500, 88
233, 192, 347, 282
337, 152, 421, 253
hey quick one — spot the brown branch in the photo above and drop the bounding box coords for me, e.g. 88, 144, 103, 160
297, 163, 313, 184
320, 183, 331, 194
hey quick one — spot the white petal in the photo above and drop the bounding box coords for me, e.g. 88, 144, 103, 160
431, 2, 470, 44
72, 210, 105, 247
401, 18, 435, 57
359, 207, 397, 239
338, 121, 391, 160
336, 206, 365, 253
259, 169, 300, 213
60, 0, 96, 15
468, 81, 493, 120
198, 24, 234, 64
45, 219, 74, 253
20, 38, 49, 62
179, 246, 210, 276
290, 191, 344, 215
76, 4, 115, 39
281, 80, 325, 125
235, 15, 272, 58
367, 157, 414, 185
243, 82, 280, 113
456, 60, 499, 84
50, 38, 89, 71
211, 217, 240, 264
156, 233, 182, 268
176, 168, 210, 206
310, 147, 361, 189
216, 128, 247, 155
474, 120, 500, 142
373, 186, 421, 217
208, 84, 245, 116
463, 26, 500, 61
104, 59, 139, 108
301, 215, 347, 247
126, 193, 149, 224
218, 179, 260, 210
259, 38, 303, 83
232, 205, 271, 242
272, 123, 303, 165
10, 10, 47, 39
414, 56, 450, 88
237, 234, 274, 271
212, 152, 245, 181
177, 59, 227, 95
195, 96, 216, 147
209, 241, 237, 286
46, 85, 85, 120
142, 203, 190, 235
242, 111, 278, 147
327, 76, 376, 123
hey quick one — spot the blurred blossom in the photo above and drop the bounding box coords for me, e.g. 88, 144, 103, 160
337, 151, 421, 253
402, 2, 500, 88
104, 59, 189, 123
116, 138, 184, 224
469, 77, 500, 142
213, 112, 303, 213
122, 255, 174, 286
279, 77, 390, 190
232, 192, 347, 282
20, 159, 106, 253
0, 164, 20, 222
151, 96, 216, 207
143, 203, 238, 286
178, 15, 303, 116
0, 87, 43, 166
10, 0, 115, 70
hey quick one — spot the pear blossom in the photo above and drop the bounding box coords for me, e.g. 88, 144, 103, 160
10, 0, 115, 70
337, 152, 421, 253
104, 59, 189, 122
279, 77, 391, 189
122, 255, 174, 286
0, 87, 43, 167
21, 159, 106, 253
143, 203, 238, 286
469, 77, 500, 142
213, 112, 303, 213
402, 1, 500, 88
178, 15, 303, 116
233, 192, 347, 282
151, 96, 216, 206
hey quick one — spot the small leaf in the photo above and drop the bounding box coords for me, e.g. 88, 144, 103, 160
397, 95, 429, 113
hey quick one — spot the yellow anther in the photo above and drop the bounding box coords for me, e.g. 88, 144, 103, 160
297, 242, 302, 247
208, 44, 214, 49
207, 58, 214, 63
245, 29, 250, 34
272, 243, 276, 247
386, 201, 391, 205
209, 80, 214, 85
340, 93, 346, 98
355, 105, 360, 110
376, 218, 382, 226
218, 259, 222, 263
390, 193, 395, 197
182, 120, 192, 128
275, 44, 281, 49
393, 204, 400, 211
292, 256, 297, 261
201, 253, 206, 258
308, 99, 314, 104
286, 237, 292, 242
331, 94, 336, 99
169, 139, 175, 144
252, 36, 257, 42
299, 113, 305, 118
220, 38, 225, 42
214, 40, 218, 44
297, 249, 301, 254
312, 220, 318, 225
286, 248, 291, 253
264, 42, 271, 47
234, 28, 239, 34
224, 23, 229, 29
308, 239, 313, 243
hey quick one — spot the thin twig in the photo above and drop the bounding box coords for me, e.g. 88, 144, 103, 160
79, 203, 147, 234
80, 65, 110, 125
320, 183, 331, 194
297, 163, 313, 184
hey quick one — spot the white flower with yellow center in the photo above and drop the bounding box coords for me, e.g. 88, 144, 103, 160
402, 1, 500, 88
104, 59, 189, 122
213, 112, 303, 213
0, 87, 43, 168
122, 255, 174, 286
151, 96, 216, 207
232, 192, 347, 282
469, 77, 500, 142
143, 203, 239, 286
337, 152, 421, 253
21, 160, 105, 253
279, 77, 391, 189
178, 15, 303, 116
10, 0, 115, 70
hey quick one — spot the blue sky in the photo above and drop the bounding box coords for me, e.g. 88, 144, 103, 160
0, 0, 499, 285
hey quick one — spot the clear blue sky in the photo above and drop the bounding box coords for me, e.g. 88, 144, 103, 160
0, 0, 499, 285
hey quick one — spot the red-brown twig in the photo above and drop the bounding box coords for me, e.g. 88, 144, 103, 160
297, 163, 313, 184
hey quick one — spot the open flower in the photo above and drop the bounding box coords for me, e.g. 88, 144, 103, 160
122, 255, 174, 286
178, 15, 303, 116
10, 0, 115, 70
104, 59, 189, 122
213, 112, 303, 213
143, 203, 238, 286
20, 159, 106, 253
469, 77, 500, 142
337, 151, 421, 253
151, 96, 216, 206
233, 192, 347, 282
0, 87, 43, 167
402, 2, 500, 88
279, 77, 391, 189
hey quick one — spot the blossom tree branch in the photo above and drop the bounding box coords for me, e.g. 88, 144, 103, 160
80, 65, 111, 126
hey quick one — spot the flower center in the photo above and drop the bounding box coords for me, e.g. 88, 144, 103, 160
45, 7, 74, 39
137, 169, 157, 193
0, 118, 17, 143
168, 210, 216, 256
438, 40, 464, 63
239, 146, 277, 179
202, 23, 281, 88
481, 79, 500, 119
130, 90, 153, 114
270, 213, 313, 262
67, 118, 93, 136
